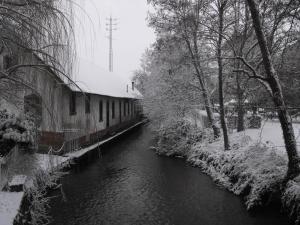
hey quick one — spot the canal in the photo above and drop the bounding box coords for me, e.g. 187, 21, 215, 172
49, 124, 290, 225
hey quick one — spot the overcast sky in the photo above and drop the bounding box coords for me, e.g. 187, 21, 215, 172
74, 0, 156, 80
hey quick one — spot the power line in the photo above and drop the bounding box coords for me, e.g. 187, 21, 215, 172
106, 15, 118, 72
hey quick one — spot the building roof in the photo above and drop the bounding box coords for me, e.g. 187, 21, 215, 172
70, 59, 142, 99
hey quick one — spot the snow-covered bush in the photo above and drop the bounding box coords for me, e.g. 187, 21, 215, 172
282, 178, 300, 224
187, 133, 287, 210
155, 119, 212, 157
0, 110, 36, 156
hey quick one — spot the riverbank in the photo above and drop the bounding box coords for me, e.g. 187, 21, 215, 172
48, 123, 289, 225
0, 120, 146, 225
153, 121, 300, 225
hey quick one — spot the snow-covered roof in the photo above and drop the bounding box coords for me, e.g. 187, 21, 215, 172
70, 59, 142, 99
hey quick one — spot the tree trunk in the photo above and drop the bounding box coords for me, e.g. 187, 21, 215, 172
184, 37, 220, 138
202, 83, 220, 138
217, 1, 230, 149
246, 0, 300, 180
236, 73, 245, 132
237, 102, 245, 132
234, 0, 246, 132
195, 63, 220, 139
194, 66, 220, 138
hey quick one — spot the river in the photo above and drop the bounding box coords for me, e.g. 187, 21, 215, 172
49, 124, 290, 225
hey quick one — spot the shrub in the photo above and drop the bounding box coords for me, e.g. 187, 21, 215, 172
0, 110, 36, 157
155, 119, 211, 157
188, 136, 287, 210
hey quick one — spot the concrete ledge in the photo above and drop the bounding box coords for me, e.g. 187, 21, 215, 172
65, 119, 146, 160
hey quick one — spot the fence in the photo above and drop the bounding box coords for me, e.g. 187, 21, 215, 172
59, 118, 141, 155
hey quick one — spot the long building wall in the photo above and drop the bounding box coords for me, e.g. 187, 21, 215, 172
0, 52, 142, 152
61, 90, 139, 141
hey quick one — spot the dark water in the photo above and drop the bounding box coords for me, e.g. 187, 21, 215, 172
49, 124, 289, 225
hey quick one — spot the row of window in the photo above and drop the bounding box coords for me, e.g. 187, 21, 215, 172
69, 92, 135, 121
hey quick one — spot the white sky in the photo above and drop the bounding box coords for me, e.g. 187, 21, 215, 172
74, 0, 156, 80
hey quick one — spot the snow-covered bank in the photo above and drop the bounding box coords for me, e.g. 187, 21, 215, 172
187, 134, 300, 224
188, 134, 287, 209
154, 120, 300, 224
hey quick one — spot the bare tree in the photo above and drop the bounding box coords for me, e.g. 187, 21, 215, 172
245, 0, 300, 181
215, 0, 230, 149
0, 0, 75, 101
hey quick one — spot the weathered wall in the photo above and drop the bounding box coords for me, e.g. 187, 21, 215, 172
0, 52, 142, 148
21, 55, 64, 132
62, 91, 139, 141
0, 52, 64, 133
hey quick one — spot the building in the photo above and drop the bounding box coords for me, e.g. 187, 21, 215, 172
0, 53, 143, 154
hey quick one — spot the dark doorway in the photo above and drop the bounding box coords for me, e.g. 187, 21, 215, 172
106, 101, 110, 128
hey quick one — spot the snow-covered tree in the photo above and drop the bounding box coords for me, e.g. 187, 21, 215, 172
148, 0, 221, 138
136, 36, 206, 129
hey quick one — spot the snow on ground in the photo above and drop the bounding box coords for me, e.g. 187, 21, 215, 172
244, 121, 300, 156
0, 192, 24, 225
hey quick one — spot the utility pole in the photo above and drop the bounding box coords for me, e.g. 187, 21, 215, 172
106, 15, 118, 72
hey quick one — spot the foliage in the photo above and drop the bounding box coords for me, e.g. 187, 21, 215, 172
0, 109, 36, 157
147, 0, 222, 137
282, 178, 300, 224
155, 119, 213, 157
136, 40, 204, 128
0, 0, 75, 76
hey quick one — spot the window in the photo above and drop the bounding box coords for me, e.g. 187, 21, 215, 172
123, 100, 126, 116
99, 100, 103, 122
127, 101, 130, 115
85, 94, 91, 114
3, 55, 16, 70
119, 101, 122, 122
112, 101, 115, 119
69, 92, 76, 115
131, 102, 134, 115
